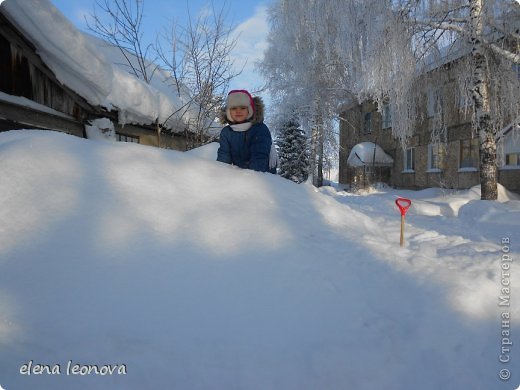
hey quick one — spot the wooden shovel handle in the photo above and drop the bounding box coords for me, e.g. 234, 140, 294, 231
400, 215, 405, 247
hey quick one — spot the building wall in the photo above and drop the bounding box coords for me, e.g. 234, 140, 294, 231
116, 124, 187, 151
499, 169, 520, 193
339, 71, 520, 193
0, 14, 93, 122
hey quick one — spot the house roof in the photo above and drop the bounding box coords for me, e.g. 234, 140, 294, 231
0, 0, 205, 133
420, 5, 520, 74
347, 142, 394, 167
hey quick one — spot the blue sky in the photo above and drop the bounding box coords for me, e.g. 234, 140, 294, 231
50, 0, 271, 93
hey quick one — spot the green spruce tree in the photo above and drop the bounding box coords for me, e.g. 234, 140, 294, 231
275, 118, 310, 183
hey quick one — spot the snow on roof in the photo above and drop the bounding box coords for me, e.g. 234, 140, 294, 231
0, 0, 200, 131
420, 7, 519, 74
0, 90, 75, 120
347, 142, 394, 167
420, 41, 470, 74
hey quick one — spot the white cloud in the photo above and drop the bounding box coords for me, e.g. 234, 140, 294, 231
75, 7, 92, 27
198, 3, 214, 19
229, 5, 269, 92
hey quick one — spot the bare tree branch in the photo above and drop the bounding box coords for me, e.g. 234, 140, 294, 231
487, 41, 520, 63
86, 0, 157, 83
156, 1, 243, 147
414, 19, 467, 35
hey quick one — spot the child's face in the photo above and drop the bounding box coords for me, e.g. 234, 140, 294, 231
230, 106, 249, 122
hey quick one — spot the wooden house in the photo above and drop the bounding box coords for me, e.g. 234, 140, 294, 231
0, 1, 188, 150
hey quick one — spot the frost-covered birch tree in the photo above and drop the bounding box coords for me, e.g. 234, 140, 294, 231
260, 0, 350, 186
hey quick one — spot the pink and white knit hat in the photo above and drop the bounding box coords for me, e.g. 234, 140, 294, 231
226, 90, 255, 121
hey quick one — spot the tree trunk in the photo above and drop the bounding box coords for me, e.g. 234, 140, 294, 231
480, 128, 498, 199
312, 113, 324, 187
317, 124, 324, 187
470, 0, 498, 200
308, 95, 325, 187
156, 120, 162, 148
309, 124, 318, 186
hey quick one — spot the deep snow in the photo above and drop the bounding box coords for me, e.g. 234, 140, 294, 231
0, 130, 519, 390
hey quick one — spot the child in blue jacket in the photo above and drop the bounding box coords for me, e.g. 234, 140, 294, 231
217, 89, 276, 173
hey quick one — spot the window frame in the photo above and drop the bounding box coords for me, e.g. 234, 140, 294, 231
116, 132, 140, 143
363, 112, 372, 134
505, 153, 520, 167
459, 138, 479, 171
427, 143, 445, 172
403, 147, 415, 173
501, 125, 520, 170
513, 63, 520, 80
381, 101, 392, 129
427, 88, 442, 118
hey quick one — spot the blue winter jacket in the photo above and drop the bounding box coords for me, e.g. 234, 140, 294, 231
217, 122, 273, 172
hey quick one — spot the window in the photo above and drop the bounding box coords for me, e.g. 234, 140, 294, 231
363, 112, 372, 134
513, 63, 520, 80
459, 93, 471, 109
427, 88, 442, 118
403, 147, 415, 172
460, 139, 479, 169
428, 143, 445, 171
116, 133, 139, 143
505, 153, 520, 166
382, 102, 392, 129
501, 122, 520, 169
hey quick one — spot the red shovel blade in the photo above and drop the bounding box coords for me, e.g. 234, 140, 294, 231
396, 197, 412, 216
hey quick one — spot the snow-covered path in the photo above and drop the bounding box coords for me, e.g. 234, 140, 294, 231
322, 185, 519, 319
0, 131, 518, 389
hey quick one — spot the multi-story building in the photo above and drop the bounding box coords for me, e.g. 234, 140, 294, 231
339, 55, 520, 194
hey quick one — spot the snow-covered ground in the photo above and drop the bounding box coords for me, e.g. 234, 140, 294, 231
0, 130, 519, 390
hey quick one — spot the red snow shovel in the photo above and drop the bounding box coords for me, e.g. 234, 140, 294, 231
395, 197, 412, 247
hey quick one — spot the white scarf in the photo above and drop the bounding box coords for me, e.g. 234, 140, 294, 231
230, 122, 252, 132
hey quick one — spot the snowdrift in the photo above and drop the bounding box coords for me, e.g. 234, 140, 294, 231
0, 130, 518, 389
